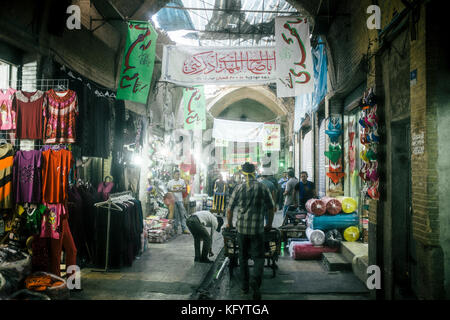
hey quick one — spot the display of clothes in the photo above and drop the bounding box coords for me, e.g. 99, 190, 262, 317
0, 141, 78, 277
94, 198, 143, 269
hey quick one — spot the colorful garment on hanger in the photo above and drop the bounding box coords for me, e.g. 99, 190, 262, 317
12, 90, 46, 139
327, 160, 345, 184
41, 149, 73, 203
0, 143, 14, 209
0, 88, 16, 130
13, 150, 42, 204
349, 145, 356, 173
24, 204, 46, 235
44, 89, 78, 144
41, 203, 65, 239
325, 117, 342, 143
324, 144, 342, 164
367, 181, 380, 200
40, 145, 68, 151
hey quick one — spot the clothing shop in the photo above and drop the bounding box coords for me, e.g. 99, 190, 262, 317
0, 35, 148, 298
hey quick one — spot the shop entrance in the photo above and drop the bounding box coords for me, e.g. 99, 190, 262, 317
391, 119, 417, 299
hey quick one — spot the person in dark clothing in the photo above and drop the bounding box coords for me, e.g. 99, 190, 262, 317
295, 171, 316, 210
278, 171, 288, 210
227, 162, 275, 300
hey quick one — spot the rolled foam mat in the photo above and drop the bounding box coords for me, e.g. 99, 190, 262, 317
336, 196, 358, 213
307, 212, 359, 231
291, 242, 339, 260
321, 196, 342, 215
306, 227, 326, 246
305, 198, 327, 216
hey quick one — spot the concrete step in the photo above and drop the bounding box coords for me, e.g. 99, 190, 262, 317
341, 241, 368, 263
322, 252, 353, 272
353, 255, 369, 285
340, 241, 369, 284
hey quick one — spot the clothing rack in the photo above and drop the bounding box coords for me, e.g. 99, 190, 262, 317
93, 191, 134, 272
1, 79, 69, 91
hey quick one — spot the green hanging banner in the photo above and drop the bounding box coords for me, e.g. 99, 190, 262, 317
117, 20, 158, 104
183, 86, 206, 130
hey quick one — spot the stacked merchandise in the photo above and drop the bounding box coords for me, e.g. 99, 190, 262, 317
145, 216, 175, 243
290, 196, 359, 260
0, 86, 81, 299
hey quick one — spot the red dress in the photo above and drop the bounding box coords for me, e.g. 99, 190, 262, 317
41, 149, 73, 203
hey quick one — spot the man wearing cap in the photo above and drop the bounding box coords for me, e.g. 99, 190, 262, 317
226, 162, 275, 300
186, 210, 224, 263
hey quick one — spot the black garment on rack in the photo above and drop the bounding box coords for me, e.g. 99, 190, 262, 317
111, 100, 126, 191
67, 185, 86, 265
93, 199, 144, 269
77, 184, 100, 265
54, 62, 113, 158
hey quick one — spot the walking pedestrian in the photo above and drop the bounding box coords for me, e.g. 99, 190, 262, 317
212, 174, 227, 215
167, 170, 190, 234
283, 170, 298, 218
259, 169, 277, 224
226, 162, 275, 300
186, 210, 224, 263
278, 171, 288, 210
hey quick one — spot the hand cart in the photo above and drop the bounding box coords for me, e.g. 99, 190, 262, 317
222, 227, 281, 278
282, 206, 307, 226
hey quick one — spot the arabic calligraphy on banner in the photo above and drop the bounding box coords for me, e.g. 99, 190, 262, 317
183, 86, 206, 130
275, 17, 314, 97
117, 20, 158, 104
162, 46, 277, 86
262, 123, 281, 151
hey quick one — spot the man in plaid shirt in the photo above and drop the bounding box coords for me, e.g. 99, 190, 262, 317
226, 162, 275, 300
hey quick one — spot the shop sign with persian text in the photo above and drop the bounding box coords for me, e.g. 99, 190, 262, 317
162, 45, 276, 86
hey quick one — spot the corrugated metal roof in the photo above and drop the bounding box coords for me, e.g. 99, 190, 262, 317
153, 0, 299, 46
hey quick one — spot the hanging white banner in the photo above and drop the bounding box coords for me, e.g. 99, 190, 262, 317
212, 118, 265, 143
275, 17, 315, 97
161, 45, 277, 86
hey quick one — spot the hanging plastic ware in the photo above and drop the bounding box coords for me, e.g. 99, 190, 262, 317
321, 196, 342, 215
344, 226, 360, 242
305, 198, 327, 216
306, 228, 326, 246
336, 197, 358, 213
